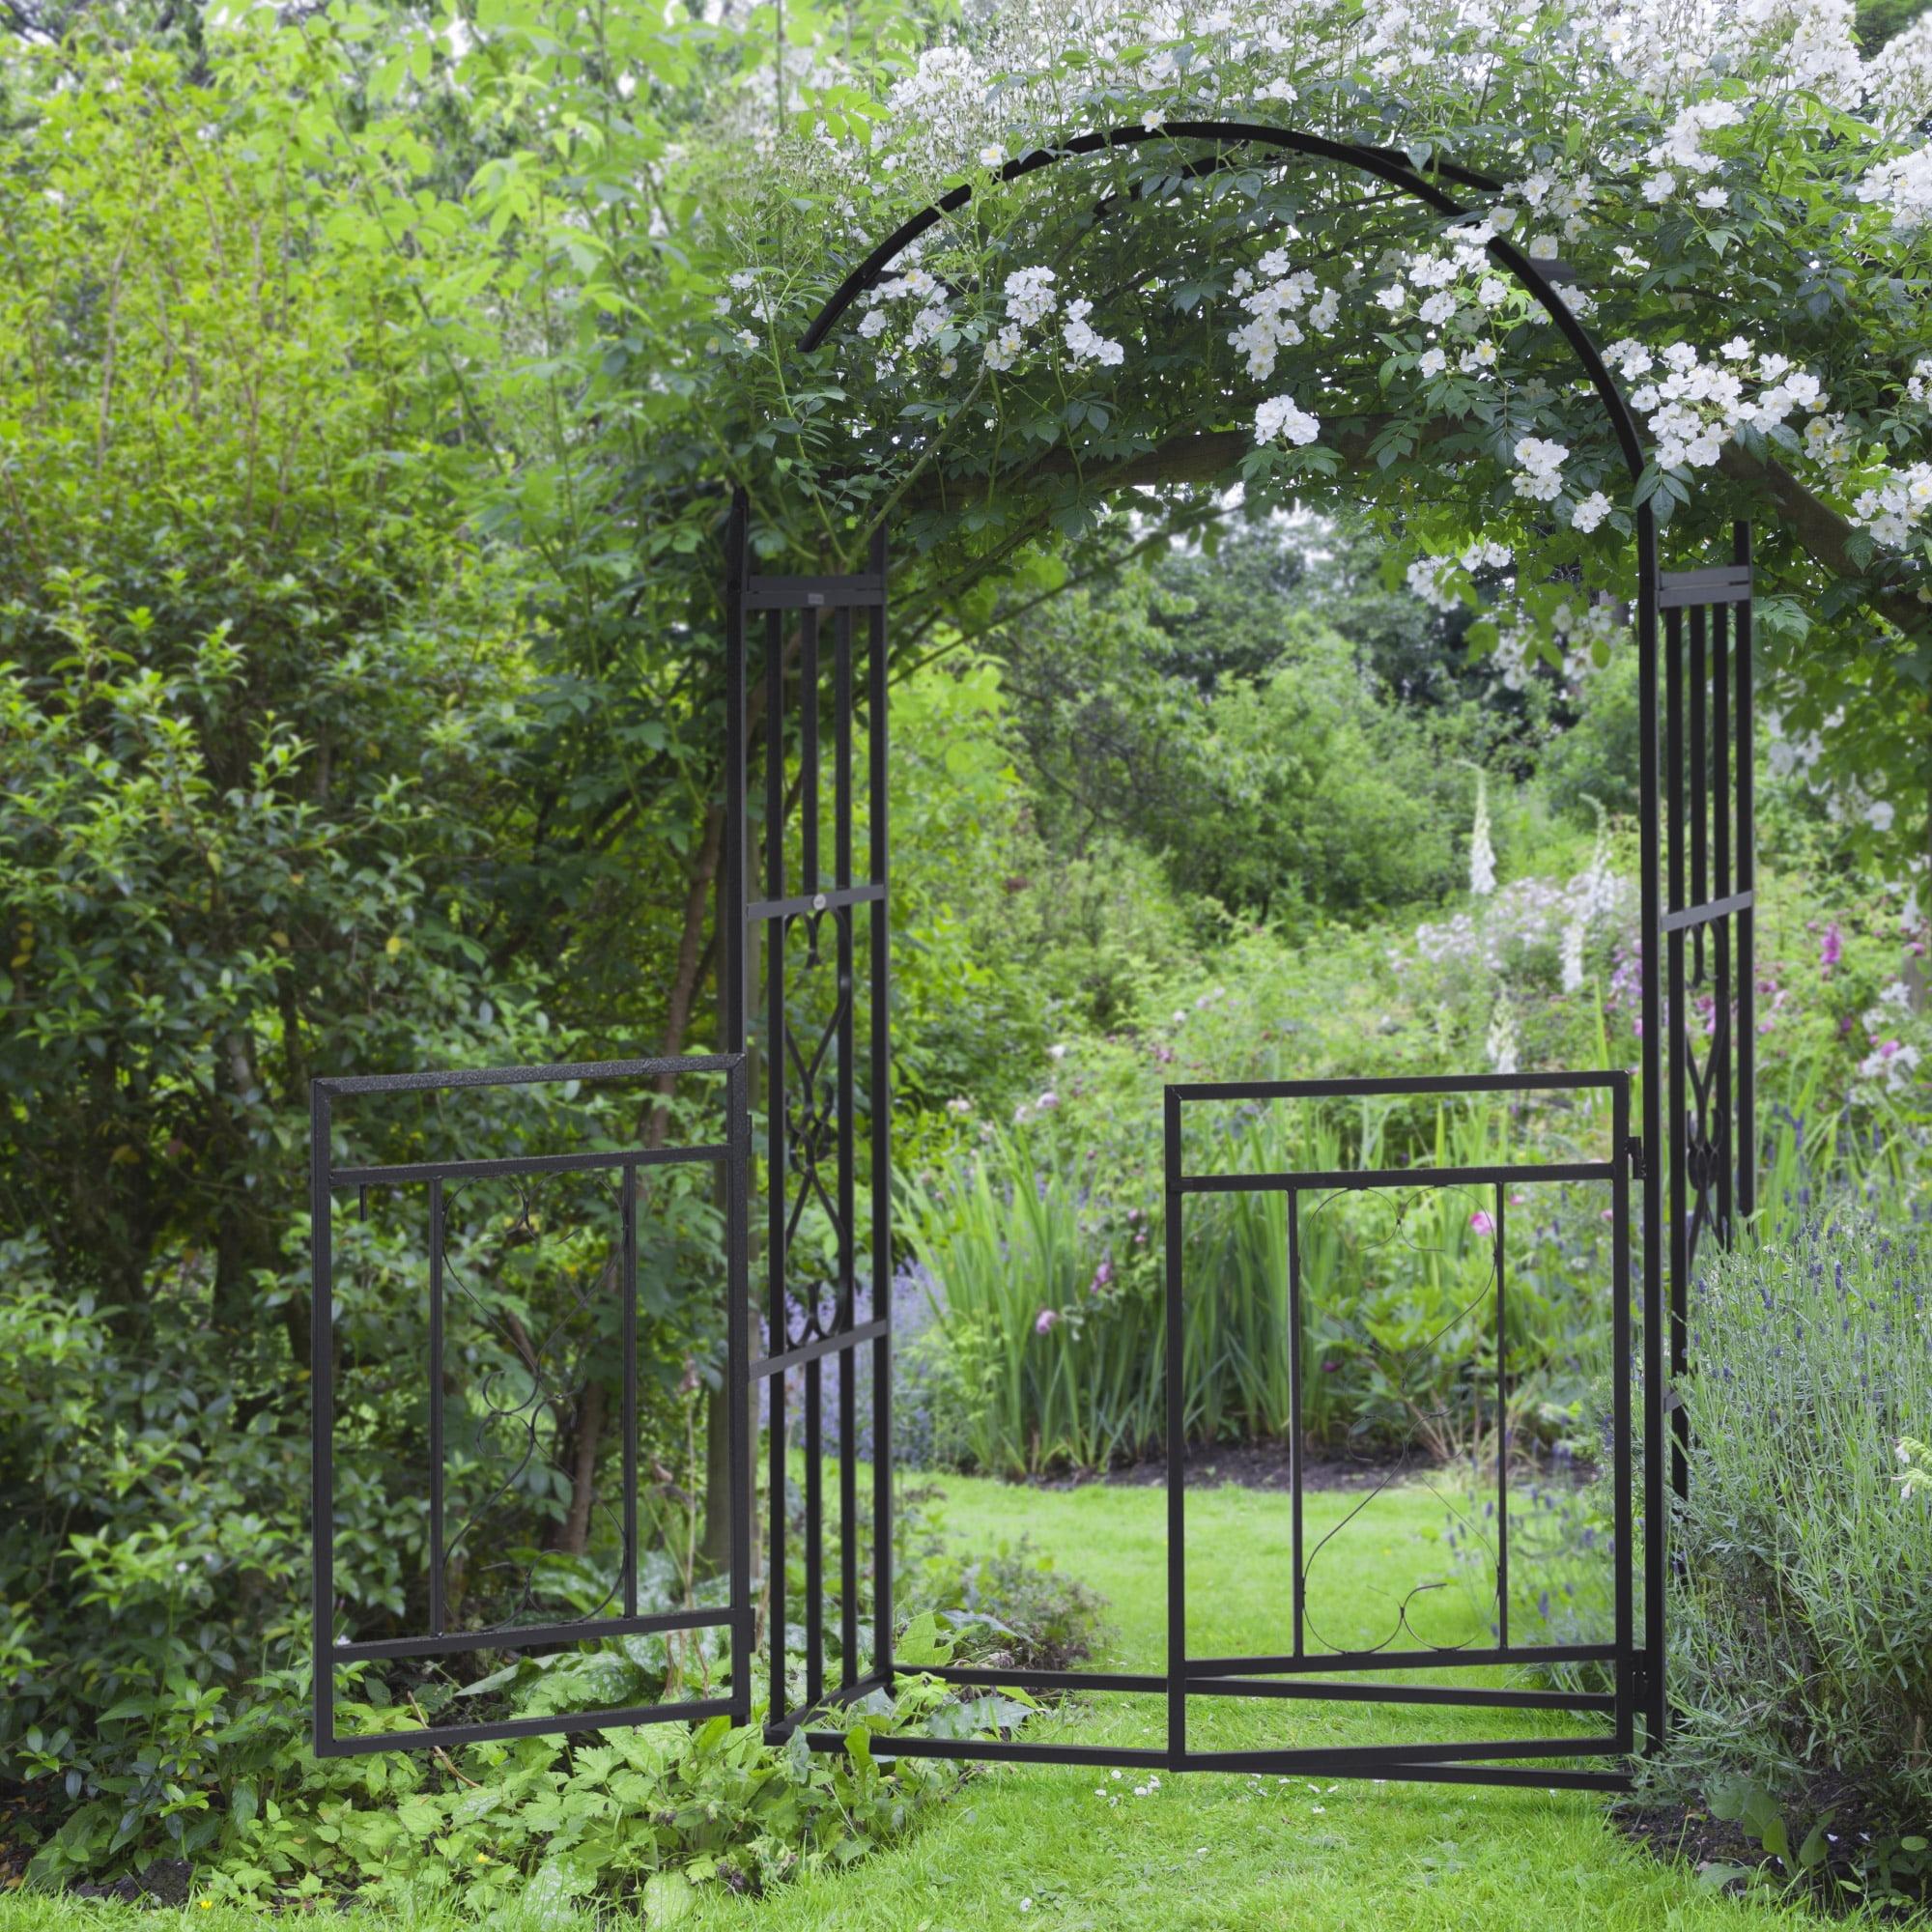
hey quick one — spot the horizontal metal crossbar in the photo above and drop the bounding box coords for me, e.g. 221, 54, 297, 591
764, 1669, 893, 1743
330, 1607, 733, 1663
1181, 1676, 1615, 1713
1187, 1642, 1620, 1676
925, 1663, 1165, 1695
324, 1694, 738, 1758
1177, 1158, 1617, 1195
1166, 1070, 1624, 1103
316, 1056, 738, 1099
925, 1661, 1610, 1713
1658, 563, 1752, 609
1176, 1732, 1622, 1773
796, 1731, 1632, 1790
803, 1731, 1170, 1768
744, 573, 887, 611
1176, 1747, 1630, 1790
331, 1143, 728, 1187
1660, 888, 1753, 934
750, 1317, 891, 1381
747, 882, 885, 923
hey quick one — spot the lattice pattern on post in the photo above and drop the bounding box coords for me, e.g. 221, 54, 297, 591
724, 493, 895, 1741
1658, 524, 1756, 1499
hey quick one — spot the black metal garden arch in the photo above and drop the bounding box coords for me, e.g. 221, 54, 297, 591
312, 121, 1758, 1796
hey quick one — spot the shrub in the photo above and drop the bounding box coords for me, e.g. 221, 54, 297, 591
1654, 1216, 1932, 1906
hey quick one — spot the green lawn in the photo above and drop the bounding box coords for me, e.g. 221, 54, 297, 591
0, 1472, 1822, 1932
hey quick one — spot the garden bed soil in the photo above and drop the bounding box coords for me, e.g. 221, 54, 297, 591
1617, 1782, 1930, 1918
1614, 1801, 1776, 1895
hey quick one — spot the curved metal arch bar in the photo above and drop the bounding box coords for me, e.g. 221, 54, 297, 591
796, 120, 1648, 488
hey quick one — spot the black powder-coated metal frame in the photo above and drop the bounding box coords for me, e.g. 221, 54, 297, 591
309, 1058, 753, 1757
314, 120, 1759, 1788
738, 123, 1756, 1786
724, 495, 896, 1740
1160, 1072, 1637, 1789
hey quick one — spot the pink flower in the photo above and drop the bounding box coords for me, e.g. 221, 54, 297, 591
1035, 1307, 1060, 1335
1821, 923, 1842, 971
1469, 1208, 1495, 1236
1090, 1259, 1115, 1293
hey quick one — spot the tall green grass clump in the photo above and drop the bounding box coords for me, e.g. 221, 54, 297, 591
1659, 1214, 1932, 1905
902, 1094, 1618, 1475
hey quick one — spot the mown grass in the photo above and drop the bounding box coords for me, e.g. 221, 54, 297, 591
1, 1472, 1830, 1931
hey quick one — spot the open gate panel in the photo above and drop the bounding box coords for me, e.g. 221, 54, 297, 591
309, 1057, 752, 1756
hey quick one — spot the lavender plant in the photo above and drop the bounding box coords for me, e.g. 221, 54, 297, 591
1658, 1217, 1932, 1900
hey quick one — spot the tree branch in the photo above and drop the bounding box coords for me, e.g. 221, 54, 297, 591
909, 422, 1929, 643
1716, 440, 1929, 641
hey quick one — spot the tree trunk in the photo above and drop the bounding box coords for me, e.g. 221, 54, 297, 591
552, 1378, 606, 1556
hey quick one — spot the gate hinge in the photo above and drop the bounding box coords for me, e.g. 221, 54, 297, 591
1626, 1135, 1646, 1179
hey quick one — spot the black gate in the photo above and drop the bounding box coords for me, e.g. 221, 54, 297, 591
311, 115, 1762, 1785
309, 1057, 752, 1755
311, 513, 1757, 1785
1163, 1072, 1638, 1789
717, 512, 1755, 1786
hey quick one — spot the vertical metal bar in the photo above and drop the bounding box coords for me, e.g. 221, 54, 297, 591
1734, 523, 1756, 1229
808, 1360, 823, 1708
724, 492, 748, 1059
805, 1356, 823, 1708
764, 607, 788, 1734
621, 1163, 639, 1619
1164, 1086, 1185, 1769
1493, 1182, 1508, 1653
724, 495, 753, 1721
1636, 507, 1668, 1752
1689, 605, 1708, 988
835, 607, 857, 1685
799, 609, 820, 894
1611, 1077, 1634, 1754
799, 602, 824, 1712
1712, 600, 1732, 1249
310, 1083, 335, 1752
429, 1176, 445, 1639
1287, 1186, 1305, 1662
1664, 601, 1690, 1505
726, 1060, 754, 1726
867, 522, 894, 1690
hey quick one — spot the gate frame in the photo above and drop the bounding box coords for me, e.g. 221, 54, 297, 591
310, 119, 1761, 1787
309, 1056, 753, 1757
738, 119, 1760, 1787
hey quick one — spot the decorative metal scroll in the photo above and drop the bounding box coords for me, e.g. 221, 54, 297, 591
724, 493, 895, 1740
309, 1057, 752, 1756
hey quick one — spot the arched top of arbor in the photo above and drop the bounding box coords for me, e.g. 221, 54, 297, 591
798, 120, 1652, 491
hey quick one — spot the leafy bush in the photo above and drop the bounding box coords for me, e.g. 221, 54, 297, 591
197, 1684, 1006, 1918
1, 1212, 1106, 1908
1653, 1217, 1932, 1907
